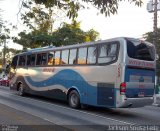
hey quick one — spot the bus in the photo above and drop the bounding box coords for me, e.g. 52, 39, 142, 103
10, 37, 156, 108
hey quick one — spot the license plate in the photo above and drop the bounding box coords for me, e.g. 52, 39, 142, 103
138, 92, 144, 97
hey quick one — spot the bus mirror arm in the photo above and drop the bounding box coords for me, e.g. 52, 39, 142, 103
156, 54, 159, 60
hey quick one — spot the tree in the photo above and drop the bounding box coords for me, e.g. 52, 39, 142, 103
13, 1, 69, 48
29, 0, 143, 18
13, 21, 99, 48
0, 24, 10, 66
143, 28, 160, 68
52, 21, 99, 46
14, 0, 142, 48
51, 21, 99, 46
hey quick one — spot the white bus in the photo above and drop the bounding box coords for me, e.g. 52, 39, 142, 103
10, 37, 156, 108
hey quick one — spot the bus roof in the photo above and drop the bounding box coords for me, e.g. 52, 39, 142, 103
16, 37, 153, 55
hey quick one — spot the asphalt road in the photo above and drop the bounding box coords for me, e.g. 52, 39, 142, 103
0, 100, 71, 131
0, 86, 160, 131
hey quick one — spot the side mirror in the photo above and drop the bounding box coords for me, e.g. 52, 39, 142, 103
156, 54, 159, 60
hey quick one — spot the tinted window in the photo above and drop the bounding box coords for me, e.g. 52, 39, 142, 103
36, 54, 42, 65
69, 49, 77, 64
78, 47, 87, 65
27, 55, 31, 66
30, 54, 36, 66
61, 50, 69, 65
87, 46, 97, 64
18, 55, 26, 66
11, 56, 18, 68
127, 39, 155, 61
98, 42, 118, 64
35, 53, 47, 66
41, 53, 47, 65
55, 51, 61, 65
48, 52, 54, 65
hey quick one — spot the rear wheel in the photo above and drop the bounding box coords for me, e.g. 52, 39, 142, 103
17, 83, 25, 96
68, 90, 80, 109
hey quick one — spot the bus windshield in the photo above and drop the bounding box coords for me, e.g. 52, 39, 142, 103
126, 38, 155, 61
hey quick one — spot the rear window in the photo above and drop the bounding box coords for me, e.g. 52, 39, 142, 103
127, 39, 155, 61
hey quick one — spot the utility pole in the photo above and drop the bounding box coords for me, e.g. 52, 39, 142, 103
153, 0, 158, 47
147, 0, 160, 47
3, 39, 6, 67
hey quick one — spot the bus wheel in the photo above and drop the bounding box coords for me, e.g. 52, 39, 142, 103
18, 83, 25, 96
68, 90, 80, 109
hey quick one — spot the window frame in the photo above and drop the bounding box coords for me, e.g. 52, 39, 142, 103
61, 49, 69, 65
77, 47, 88, 65
86, 45, 97, 65
18, 55, 26, 67
97, 41, 120, 65
14, 41, 119, 68
68, 48, 78, 65
54, 50, 61, 66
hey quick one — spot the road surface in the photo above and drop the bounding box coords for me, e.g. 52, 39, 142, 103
0, 86, 159, 131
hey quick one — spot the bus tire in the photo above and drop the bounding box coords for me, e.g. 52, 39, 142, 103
18, 83, 25, 96
68, 90, 80, 109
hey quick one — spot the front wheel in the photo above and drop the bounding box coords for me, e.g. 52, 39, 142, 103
17, 83, 25, 96
68, 90, 80, 109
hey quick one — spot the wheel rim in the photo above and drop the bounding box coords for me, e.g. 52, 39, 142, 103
70, 93, 79, 106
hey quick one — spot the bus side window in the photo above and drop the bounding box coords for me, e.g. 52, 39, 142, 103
78, 47, 87, 65
36, 54, 42, 65
61, 50, 69, 65
107, 44, 118, 60
98, 43, 118, 64
48, 52, 54, 65
18, 55, 26, 66
87, 46, 97, 64
11, 56, 18, 69
27, 55, 31, 66
31, 55, 36, 66
69, 49, 77, 65
41, 53, 47, 65
55, 51, 61, 65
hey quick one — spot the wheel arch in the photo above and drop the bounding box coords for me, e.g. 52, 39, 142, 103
16, 81, 23, 91
67, 86, 81, 102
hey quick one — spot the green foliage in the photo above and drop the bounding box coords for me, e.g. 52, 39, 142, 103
13, 21, 99, 48
15, 0, 142, 48
21, 3, 53, 33
0, 24, 10, 43
31, 0, 143, 18
51, 21, 99, 46
143, 28, 160, 69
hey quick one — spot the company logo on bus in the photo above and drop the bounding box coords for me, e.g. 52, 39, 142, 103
42, 68, 55, 72
128, 59, 154, 68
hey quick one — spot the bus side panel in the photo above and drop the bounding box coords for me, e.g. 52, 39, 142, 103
10, 67, 117, 108
86, 65, 117, 108
97, 83, 115, 106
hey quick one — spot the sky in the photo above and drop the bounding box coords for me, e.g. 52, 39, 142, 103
0, 0, 160, 49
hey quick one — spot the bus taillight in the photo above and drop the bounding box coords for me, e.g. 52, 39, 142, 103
120, 82, 126, 95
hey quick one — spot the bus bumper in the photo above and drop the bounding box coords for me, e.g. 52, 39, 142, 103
120, 97, 154, 108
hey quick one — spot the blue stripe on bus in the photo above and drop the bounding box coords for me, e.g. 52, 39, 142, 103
26, 69, 92, 88
25, 69, 116, 108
